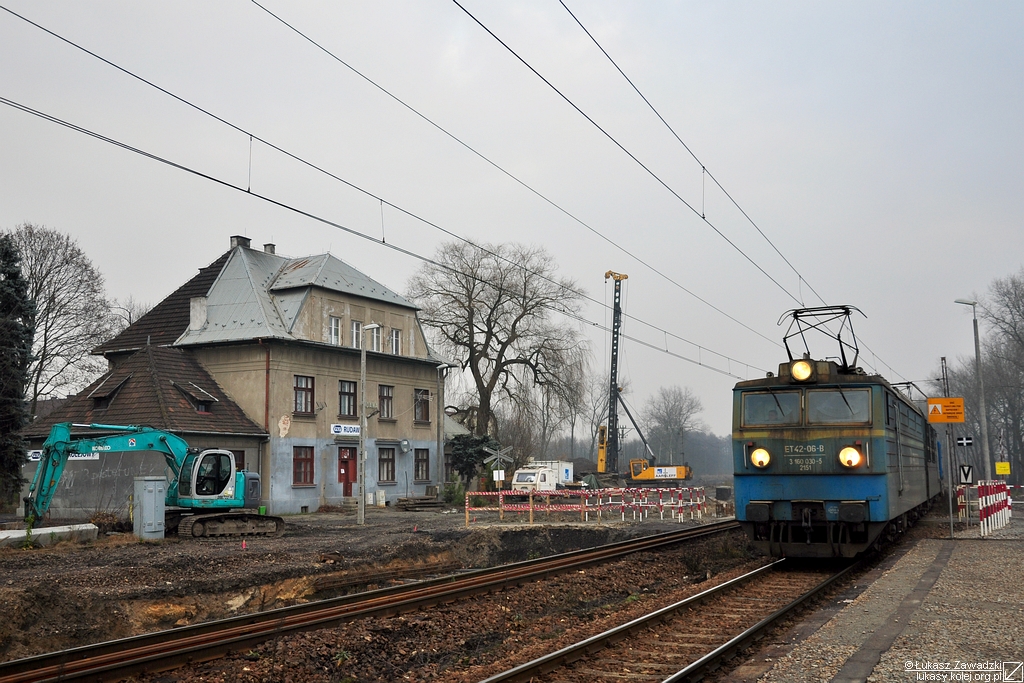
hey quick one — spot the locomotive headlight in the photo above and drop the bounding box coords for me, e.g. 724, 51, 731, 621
750, 448, 772, 468
838, 446, 863, 468
791, 360, 813, 382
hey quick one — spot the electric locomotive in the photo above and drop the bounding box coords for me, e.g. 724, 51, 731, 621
733, 307, 940, 558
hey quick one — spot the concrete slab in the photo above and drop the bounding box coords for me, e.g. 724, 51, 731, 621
0, 523, 98, 548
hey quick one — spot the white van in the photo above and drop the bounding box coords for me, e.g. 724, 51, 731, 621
510, 465, 558, 494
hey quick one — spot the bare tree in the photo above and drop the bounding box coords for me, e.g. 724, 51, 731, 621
642, 386, 704, 467
109, 295, 152, 336
984, 269, 1024, 356
408, 241, 589, 437
6, 224, 113, 415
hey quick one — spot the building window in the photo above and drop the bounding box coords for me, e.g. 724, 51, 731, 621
329, 316, 342, 345
351, 320, 362, 349
414, 389, 430, 422
339, 380, 357, 417
379, 385, 394, 419
294, 375, 314, 414
378, 447, 396, 483
293, 446, 314, 486
391, 329, 402, 355
370, 325, 382, 352
414, 448, 429, 481
230, 449, 245, 471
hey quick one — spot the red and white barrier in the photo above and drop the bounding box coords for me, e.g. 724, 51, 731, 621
462, 487, 706, 526
955, 485, 968, 521
978, 480, 1010, 537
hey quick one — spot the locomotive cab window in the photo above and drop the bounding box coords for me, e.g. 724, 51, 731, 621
742, 391, 801, 426
806, 388, 871, 424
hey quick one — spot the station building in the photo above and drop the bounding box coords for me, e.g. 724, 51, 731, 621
22, 235, 451, 517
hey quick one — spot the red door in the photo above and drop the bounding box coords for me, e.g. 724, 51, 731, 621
338, 447, 357, 497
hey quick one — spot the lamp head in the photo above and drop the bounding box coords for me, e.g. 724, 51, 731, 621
954, 299, 977, 307
364, 323, 381, 331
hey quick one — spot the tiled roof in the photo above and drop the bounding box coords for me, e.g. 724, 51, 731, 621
94, 252, 230, 355
23, 346, 267, 439
270, 253, 414, 307
176, 246, 417, 346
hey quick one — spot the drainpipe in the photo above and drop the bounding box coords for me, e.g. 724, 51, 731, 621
259, 339, 271, 505
436, 363, 452, 490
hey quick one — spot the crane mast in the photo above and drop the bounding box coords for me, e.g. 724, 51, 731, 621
602, 271, 627, 473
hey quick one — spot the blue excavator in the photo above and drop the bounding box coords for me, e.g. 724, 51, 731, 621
25, 422, 284, 538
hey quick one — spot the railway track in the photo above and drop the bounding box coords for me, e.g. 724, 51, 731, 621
0, 520, 738, 683
480, 557, 863, 683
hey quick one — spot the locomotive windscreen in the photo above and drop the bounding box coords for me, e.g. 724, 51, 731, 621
806, 389, 871, 424
742, 391, 800, 426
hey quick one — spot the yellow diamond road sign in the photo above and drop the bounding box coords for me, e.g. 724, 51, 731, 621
927, 397, 965, 423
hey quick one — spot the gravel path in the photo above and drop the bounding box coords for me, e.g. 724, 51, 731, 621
753, 514, 1024, 683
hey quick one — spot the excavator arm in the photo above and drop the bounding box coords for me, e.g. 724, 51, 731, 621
25, 423, 191, 524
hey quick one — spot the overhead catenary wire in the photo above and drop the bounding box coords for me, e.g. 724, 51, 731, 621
451, 0, 804, 307
0, 4, 778, 374
245, 0, 781, 349
0, 2, 781, 353
1, 5, 906, 383
559, 0, 825, 309
554, 0, 906, 383
0, 94, 766, 383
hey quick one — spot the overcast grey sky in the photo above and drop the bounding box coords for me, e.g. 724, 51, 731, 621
2, 1, 1022, 435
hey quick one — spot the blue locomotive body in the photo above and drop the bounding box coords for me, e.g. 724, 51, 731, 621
733, 358, 939, 557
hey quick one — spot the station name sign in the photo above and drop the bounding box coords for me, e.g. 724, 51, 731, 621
331, 424, 360, 437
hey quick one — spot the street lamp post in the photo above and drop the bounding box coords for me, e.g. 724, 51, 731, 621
357, 323, 381, 526
955, 299, 992, 481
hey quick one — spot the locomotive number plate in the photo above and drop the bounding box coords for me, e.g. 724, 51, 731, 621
784, 444, 825, 454
787, 457, 823, 470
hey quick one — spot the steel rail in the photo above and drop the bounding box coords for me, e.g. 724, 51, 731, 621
663, 558, 865, 683
479, 556, 863, 683
0, 521, 738, 683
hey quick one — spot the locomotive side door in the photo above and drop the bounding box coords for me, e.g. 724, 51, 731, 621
889, 395, 905, 494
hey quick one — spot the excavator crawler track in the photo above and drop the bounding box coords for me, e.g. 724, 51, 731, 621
177, 513, 285, 538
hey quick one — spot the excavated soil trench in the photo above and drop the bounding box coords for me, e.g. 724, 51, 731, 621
0, 513, 692, 663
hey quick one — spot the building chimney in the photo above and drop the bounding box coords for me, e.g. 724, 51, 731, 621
230, 235, 251, 249
189, 297, 208, 331
264, 243, 276, 254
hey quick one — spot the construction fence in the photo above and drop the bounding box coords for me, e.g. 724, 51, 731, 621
463, 487, 707, 527
955, 481, 1017, 537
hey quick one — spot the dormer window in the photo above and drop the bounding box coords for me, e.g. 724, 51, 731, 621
171, 381, 219, 414
88, 373, 132, 411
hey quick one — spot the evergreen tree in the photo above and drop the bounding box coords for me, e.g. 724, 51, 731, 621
447, 433, 501, 484
0, 234, 35, 506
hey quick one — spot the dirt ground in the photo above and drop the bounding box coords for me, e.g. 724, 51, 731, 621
0, 504, 698, 665
0, 504, 959, 682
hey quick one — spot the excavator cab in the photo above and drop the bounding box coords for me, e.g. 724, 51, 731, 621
196, 452, 233, 495
177, 450, 236, 499
630, 459, 649, 479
